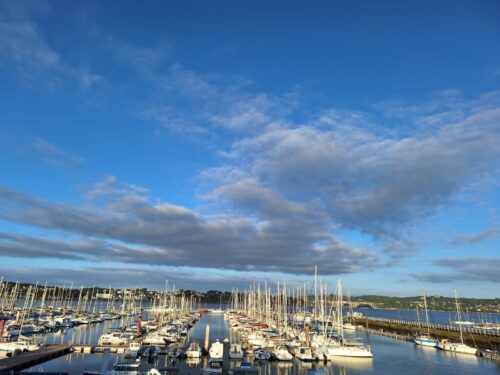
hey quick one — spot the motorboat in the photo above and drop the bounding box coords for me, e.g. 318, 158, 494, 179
186, 340, 202, 358
209, 339, 224, 359
413, 334, 438, 347
295, 346, 315, 362
254, 348, 271, 360
124, 342, 142, 357
273, 345, 293, 361
98, 332, 131, 346
0, 336, 42, 353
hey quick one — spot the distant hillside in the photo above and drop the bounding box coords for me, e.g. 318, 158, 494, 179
351, 295, 500, 313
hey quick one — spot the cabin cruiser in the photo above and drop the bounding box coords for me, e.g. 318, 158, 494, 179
254, 348, 272, 360
142, 334, 168, 346
98, 332, 132, 346
186, 341, 202, 358
0, 335, 43, 353
413, 334, 438, 347
209, 340, 224, 359
273, 345, 293, 361
295, 346, 315, 362
124, 342, 142, 357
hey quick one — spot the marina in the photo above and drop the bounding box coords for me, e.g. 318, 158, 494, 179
1, 1, 499, 373
0, 278, 498, 374
13, 309, 500, 374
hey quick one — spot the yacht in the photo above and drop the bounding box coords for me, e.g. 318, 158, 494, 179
438, 339, 477, 355
124, 342, 141, 357
414, 334, 439, 347
186, 340, 202, 358
98, 332, 131, 346
323, 342, 373, 358
0, 336, 42, 353
295, 346, 315, 362
254, 348, 271, 360
437, 290, 477, 355
414, 293, 439, 347
273, 345, 293, 361
326, 279, 373, 358
209, 340, 224, 359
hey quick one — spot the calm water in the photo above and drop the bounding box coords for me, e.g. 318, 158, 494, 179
354, 308, 500, 326
25, 310, 500, 374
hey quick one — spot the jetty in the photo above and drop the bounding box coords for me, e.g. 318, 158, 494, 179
0, 344, 71, 374
355, 317, 500, 349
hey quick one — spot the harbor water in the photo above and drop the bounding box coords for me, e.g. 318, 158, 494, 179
24, 309, 500, 374
354, 308, 500, 326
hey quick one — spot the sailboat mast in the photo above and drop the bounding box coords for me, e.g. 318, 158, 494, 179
423, 292, 431, 335
454, 289, 464, 344
314, 265, 318, 323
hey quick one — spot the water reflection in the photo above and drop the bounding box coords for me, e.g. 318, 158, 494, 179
330, 357, 373, 372
439, 349, 480, 364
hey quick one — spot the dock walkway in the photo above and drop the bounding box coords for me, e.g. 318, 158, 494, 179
0, 345, 71, 374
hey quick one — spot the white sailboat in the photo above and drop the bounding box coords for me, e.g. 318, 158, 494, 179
323, 279, 373, 359
437, 290, 477, 355
413, 293, 439, 347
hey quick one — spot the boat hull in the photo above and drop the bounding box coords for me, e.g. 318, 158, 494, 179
438, 342, 477, 355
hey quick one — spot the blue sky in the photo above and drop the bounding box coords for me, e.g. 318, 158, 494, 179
0, 0, 499, 297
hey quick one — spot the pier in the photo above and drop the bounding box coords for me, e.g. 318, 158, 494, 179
356, 326, 413, 342
0, 344, 72, 374
355, 317, 500, 349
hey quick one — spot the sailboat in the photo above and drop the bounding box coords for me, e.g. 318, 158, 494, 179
413, 293, 439, 347
437, 290, 477, 355
322, 279, 373, 359
342, 290, 356, 331
210, 296, 224, 314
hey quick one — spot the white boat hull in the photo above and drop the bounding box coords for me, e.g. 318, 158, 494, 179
325, 346, 373, 358
438, 342, 477, 355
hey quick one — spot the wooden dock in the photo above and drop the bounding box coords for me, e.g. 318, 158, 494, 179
73, 344, 128, 354
357, 326, 413, 342
0, 344, 71, 374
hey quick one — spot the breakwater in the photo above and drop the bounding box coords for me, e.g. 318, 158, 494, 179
355, 317, 500, 349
